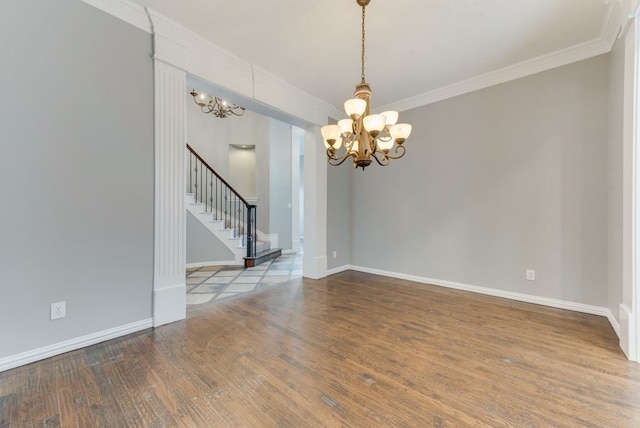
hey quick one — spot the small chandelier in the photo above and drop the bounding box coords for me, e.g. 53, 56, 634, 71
321, 0, 412, 170
190, 90, 246, 118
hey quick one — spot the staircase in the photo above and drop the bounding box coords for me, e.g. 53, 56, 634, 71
186, 144, 281, 267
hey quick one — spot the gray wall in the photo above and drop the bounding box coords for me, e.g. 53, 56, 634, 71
269, 118, 293, 250
0, 1, 154, 357
186, 212, 235, 264
608, 38, 625, 321
350, 55, 610, 307
187, 100, 269, 183
327, 156, 351, 270
228, 146, 257, 198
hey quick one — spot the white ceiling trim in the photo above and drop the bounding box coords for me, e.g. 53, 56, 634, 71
80, 0, 151, 34
376, 0, 628, 111
81, 0, 625, 117
378, 0, 626, 113
617, 0, 640, 39
81, 0, 341, 125
376, 37, 611, 113
602, 0, 626, 46
146, 9, 342, 125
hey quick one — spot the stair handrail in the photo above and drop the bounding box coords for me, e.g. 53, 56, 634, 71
186, 143, 257, 258
186, 144, 255, 208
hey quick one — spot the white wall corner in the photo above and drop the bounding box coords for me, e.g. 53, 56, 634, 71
81, 0, 151, 33
0, 319, 153, 373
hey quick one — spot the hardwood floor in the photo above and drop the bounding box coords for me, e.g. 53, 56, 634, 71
2, 271, 640, 427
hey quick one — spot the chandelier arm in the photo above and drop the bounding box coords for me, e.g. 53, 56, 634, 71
327, 149, 353, 167
228, 108, 246, 117
384, 144, 407, 160
371, 151, 390, 166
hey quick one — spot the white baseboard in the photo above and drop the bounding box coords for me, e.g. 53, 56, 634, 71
303, 255, 328, 280
326, 265, 350, 276
186, 260, 237, 268
608, 310, 621, 337
619, 304, 636, 361
348, 265, 612, 318
0, 318, 153, 373
153, 283, 186, 327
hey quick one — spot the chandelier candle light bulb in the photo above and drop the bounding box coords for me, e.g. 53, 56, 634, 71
321, 0, 412, 170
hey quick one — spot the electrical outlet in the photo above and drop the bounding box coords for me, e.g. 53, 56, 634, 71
526, 270, 536, 281
51, 301, 66, 320
333, 251, 337, 259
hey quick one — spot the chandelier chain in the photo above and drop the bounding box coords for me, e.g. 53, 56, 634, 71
361, 4, 366, 83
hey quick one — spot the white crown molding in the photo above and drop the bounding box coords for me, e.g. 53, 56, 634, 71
377, 37, 611, 113
80, 0, 151, 34
80, 0, 345, 125
145, 9, 338, 126
83, 0, 624, 119
602, 0, 626, 47
616, 0, 640, 40
0, 318, 152, 373
378, 0, 626, 113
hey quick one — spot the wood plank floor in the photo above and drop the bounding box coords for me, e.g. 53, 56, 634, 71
2, 271, 640, 427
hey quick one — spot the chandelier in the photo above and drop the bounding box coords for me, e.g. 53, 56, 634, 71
321, 0, 412, 170
190, 90, 246, 118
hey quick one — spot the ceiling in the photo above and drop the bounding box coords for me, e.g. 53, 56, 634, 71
131, 0, 618, 112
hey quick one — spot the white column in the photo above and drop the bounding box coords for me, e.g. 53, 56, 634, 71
153, 59, 187, 327
303, 125, 328, 279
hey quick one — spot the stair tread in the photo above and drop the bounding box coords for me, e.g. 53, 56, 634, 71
244, 248, 282, 260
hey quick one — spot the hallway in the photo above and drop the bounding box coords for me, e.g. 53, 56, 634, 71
186, 253, 303, 305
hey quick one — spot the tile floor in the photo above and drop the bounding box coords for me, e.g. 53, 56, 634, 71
186, 253, 303, 306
